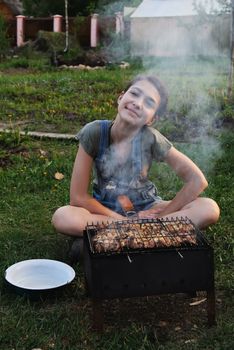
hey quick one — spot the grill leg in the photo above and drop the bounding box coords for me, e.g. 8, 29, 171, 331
92, 299, 104, 332
207, 289, 216, 326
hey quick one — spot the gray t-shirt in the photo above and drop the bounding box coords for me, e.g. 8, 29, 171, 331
76, 120, 172, 211
76, 120, 172, 161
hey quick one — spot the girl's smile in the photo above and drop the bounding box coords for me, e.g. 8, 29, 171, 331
125, 105, 140, 119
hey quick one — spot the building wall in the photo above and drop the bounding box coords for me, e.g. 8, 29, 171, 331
130, 14, 230, 57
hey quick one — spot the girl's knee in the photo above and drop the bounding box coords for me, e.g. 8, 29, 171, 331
51, 206, 69, 231
201, 197, 220, 224
52, 205, 90, 235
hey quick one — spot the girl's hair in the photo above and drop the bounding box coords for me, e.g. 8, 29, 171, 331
125, 75, 168, 117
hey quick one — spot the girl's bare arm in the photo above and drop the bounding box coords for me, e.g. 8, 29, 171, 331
157, 146, 208, 216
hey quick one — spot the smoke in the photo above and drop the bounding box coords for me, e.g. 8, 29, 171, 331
129, 0, 230, 175
180, 90, 222, 175
96, 138, 148, 195
144, 58, 225, 175
93, 1, 129, 63
95, 0, 228, 177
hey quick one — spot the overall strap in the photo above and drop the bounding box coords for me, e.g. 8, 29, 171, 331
131, 130, 142, 174
96, 120, 110, 159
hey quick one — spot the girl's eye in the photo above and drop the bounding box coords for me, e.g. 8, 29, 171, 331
146, 99, 156, 108
130, 91, 139, 96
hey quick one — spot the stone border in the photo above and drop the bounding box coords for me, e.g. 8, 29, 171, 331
0, 127, 76, 140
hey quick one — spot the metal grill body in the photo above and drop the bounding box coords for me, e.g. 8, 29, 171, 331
83, 218, 215, 331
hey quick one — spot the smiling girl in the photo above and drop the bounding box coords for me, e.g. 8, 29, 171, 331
52, 75, 220, 238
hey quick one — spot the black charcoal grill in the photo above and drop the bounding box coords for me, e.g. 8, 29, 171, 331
83, 217, 215, 331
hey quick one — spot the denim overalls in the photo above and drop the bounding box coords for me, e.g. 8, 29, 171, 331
93, 120, 161, 215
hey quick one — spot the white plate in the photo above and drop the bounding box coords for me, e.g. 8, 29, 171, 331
5, 259, 76, 290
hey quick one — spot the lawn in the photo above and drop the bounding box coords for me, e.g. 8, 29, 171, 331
0, 57, 233, 349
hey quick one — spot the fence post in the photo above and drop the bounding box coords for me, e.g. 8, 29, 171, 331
90, 13, 99, 47
53, 15, 63, 32
16, 15, 26, 46
115, 12, 124, 36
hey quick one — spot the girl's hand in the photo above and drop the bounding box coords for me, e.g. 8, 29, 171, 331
137, 201, 170, 219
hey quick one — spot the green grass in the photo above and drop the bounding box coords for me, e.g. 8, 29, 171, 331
0, 129, 233, 349
0, 58, 233, 349
0, 67, 137, 134
0, 56, 232, 138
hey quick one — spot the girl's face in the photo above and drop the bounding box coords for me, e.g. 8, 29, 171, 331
117, 79, 161, 128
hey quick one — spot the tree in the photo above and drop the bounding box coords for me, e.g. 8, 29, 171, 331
22, 0, 142, 16
64, 0, 69, 52
22, 0, 95, 17
227, 0, 234, 98
96, 0, 141, 14
212, 0, 234, 98
23, 0, 65, 16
